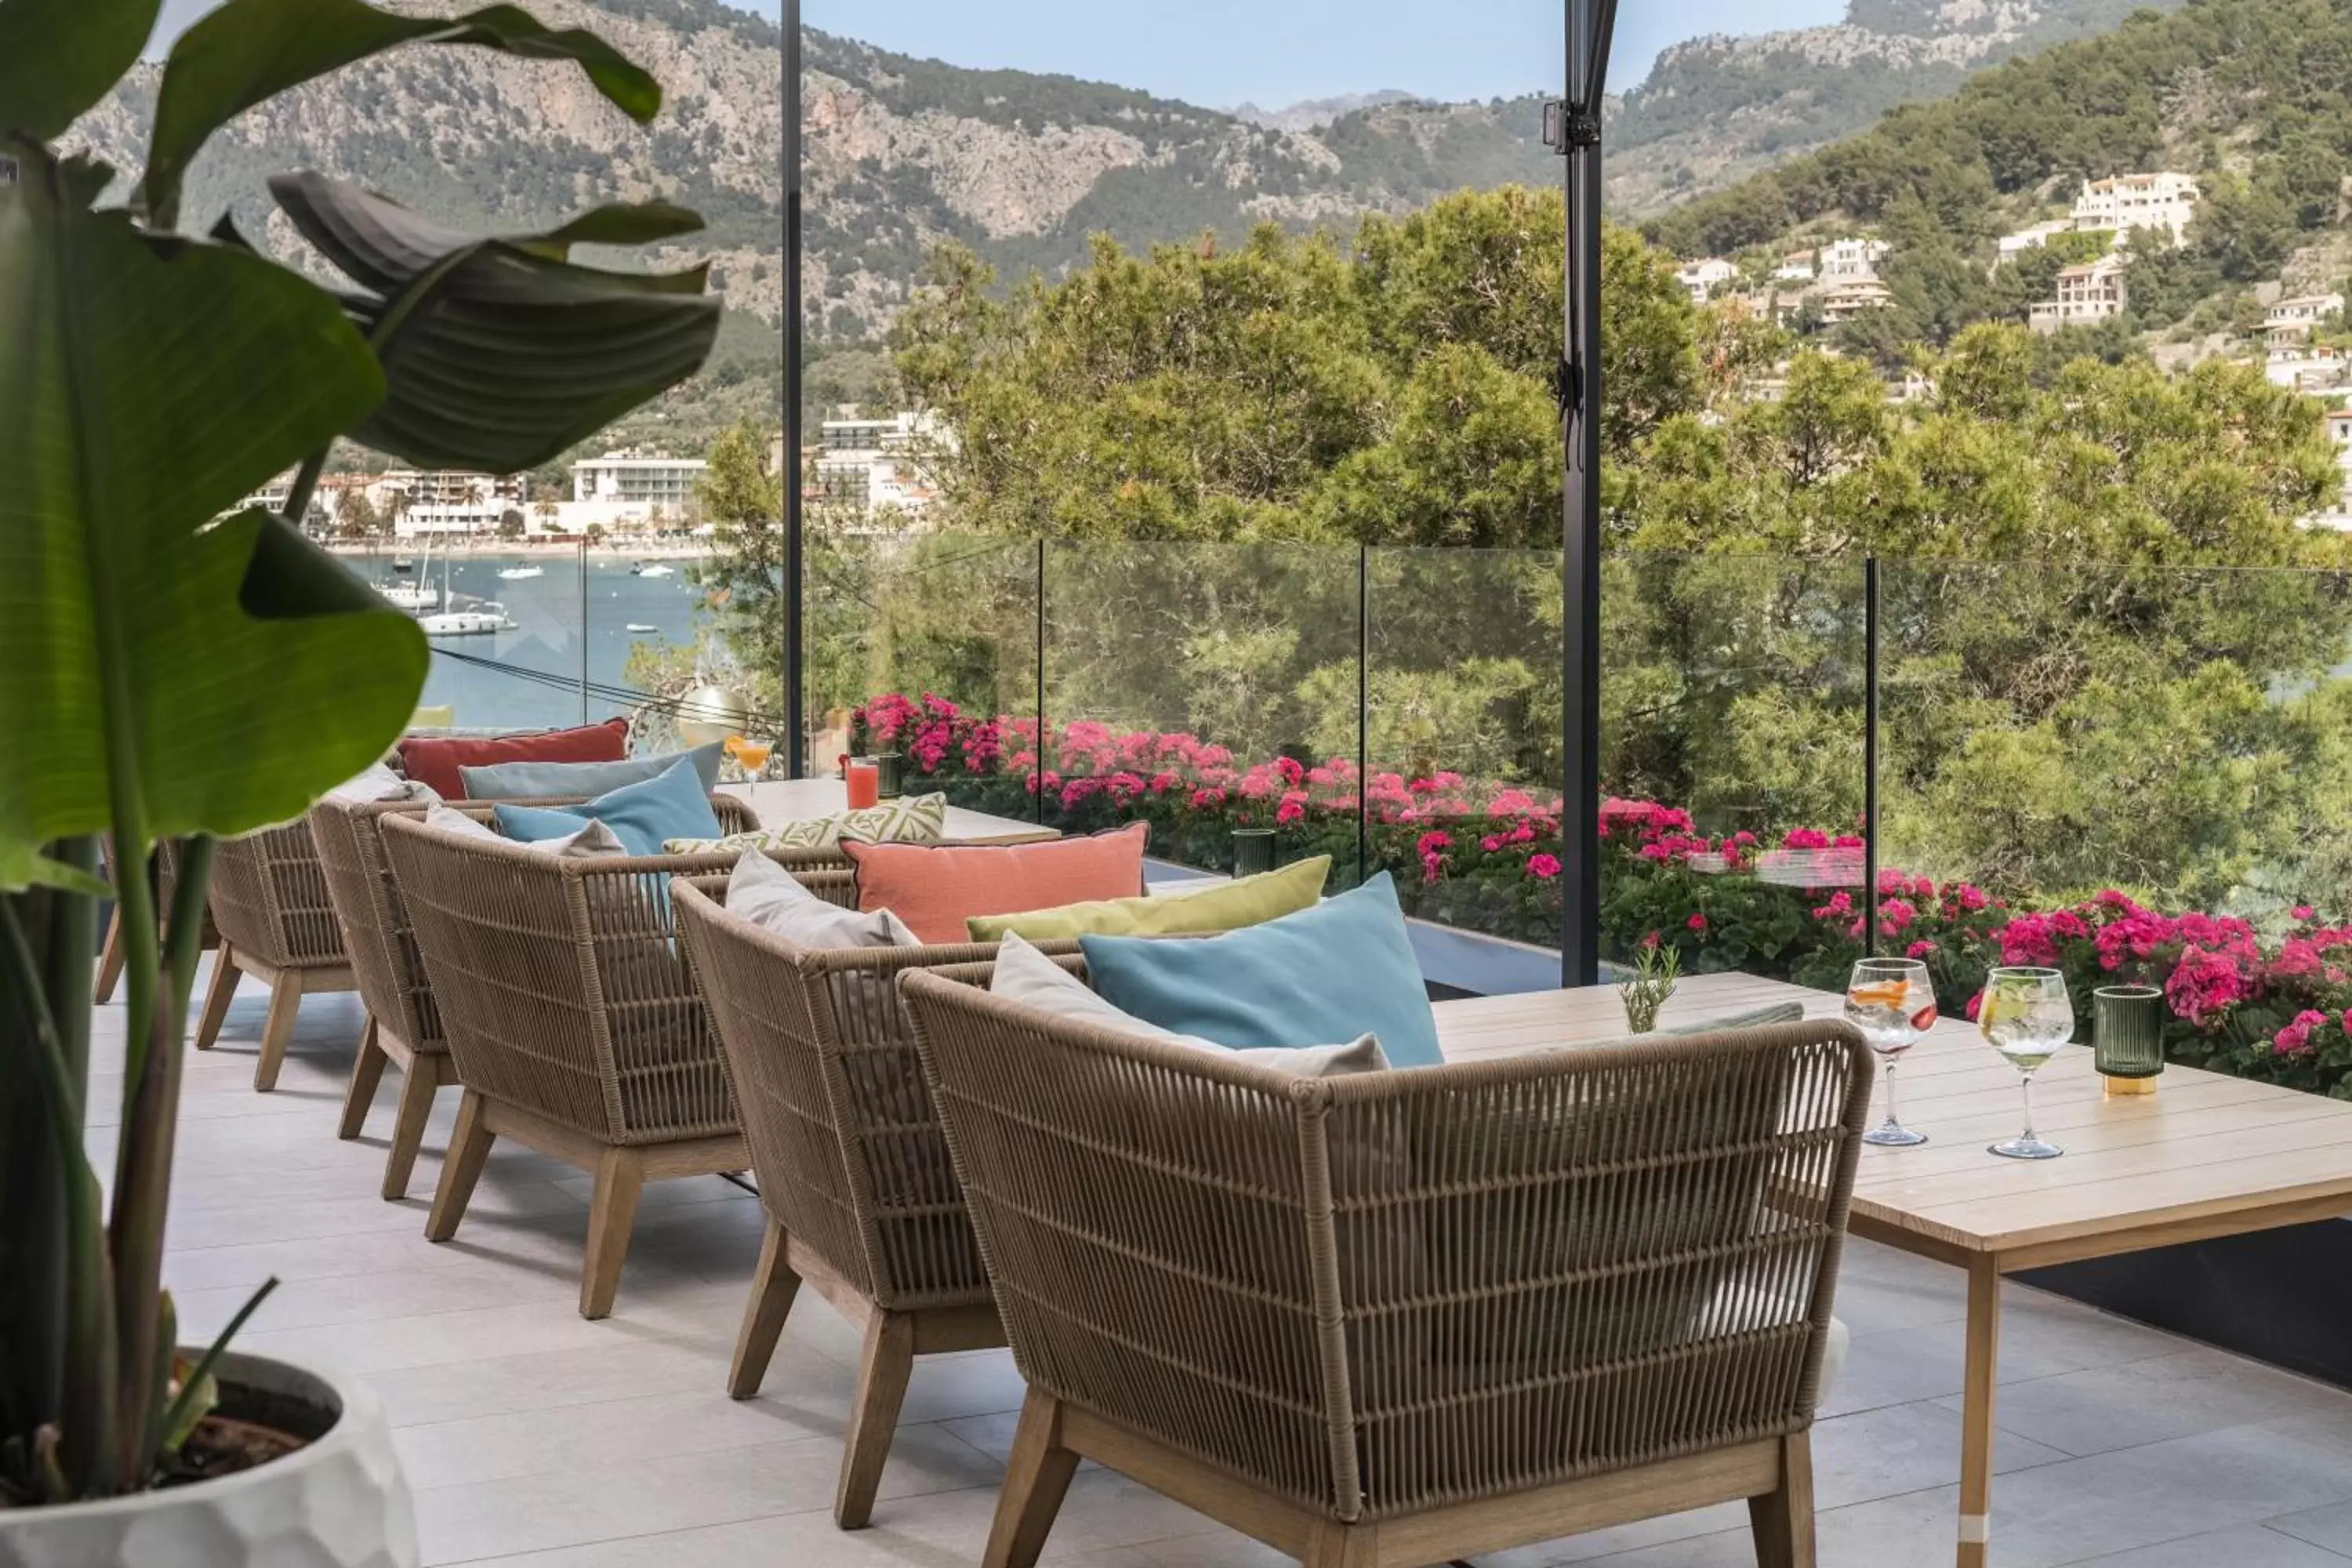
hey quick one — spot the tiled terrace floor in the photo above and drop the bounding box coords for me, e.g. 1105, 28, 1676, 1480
102, 956, 2352, 1568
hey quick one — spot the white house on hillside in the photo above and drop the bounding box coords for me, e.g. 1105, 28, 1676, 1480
2071, 172, 2201, 247
2267, 293, 2346, 345
1775, 249, 1817, 282
1673, 257, 1739, 303
2031, 258, 2130, 333
1819, 238, 1890, 282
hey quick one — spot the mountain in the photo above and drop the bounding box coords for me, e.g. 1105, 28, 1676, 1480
1640, 0, 2352, 363
1228, 91, 1418, 132
1606, 0, 2185, 215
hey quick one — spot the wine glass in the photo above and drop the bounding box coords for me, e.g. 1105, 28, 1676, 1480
1845, 957, 1936, 1147
1978, 966, 2074, 1160
731, 734, 775, 781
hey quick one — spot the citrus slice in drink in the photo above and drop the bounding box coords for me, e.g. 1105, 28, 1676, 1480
1849, 980, 1908, 1008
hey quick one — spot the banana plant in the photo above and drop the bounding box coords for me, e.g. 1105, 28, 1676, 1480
0, 0, 717, 1504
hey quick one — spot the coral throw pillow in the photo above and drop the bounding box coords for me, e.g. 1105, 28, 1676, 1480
397, 718, 629, 800
843, 823, 1149, 946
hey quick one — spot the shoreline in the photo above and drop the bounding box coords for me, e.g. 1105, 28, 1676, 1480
328, 539, 711, 561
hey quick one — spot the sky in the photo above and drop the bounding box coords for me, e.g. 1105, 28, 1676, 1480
151, 0, 1849, 103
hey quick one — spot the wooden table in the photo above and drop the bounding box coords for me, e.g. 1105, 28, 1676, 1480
719, 779, 1055, 845
1434, 971, 2352, 1568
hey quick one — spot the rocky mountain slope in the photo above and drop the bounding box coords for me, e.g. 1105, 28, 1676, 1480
1607, 0, 2184, 212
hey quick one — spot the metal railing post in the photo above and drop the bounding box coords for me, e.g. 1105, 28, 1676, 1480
1864, 555, 1882, 958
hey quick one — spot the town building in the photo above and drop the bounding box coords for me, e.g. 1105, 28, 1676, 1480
1774, 250, 1817, 283
814, 411, 946, 524
2306, 407, 2352, 530
392, 499, 521, 539
1672, 257, 1739, 304
1818, 280, 1894, 324
2265, 343, 2350, 393
2030, 258, 2130, 333
2071, 172, 2201, 248
1817, 238, 1890, 283
2267, 293, 2345, 345
556, 451, 710, 532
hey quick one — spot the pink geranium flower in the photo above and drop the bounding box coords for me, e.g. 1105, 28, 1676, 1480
1527, 853, 1562, 880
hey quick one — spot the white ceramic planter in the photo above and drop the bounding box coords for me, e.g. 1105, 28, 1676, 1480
0, 1352, 417, 1568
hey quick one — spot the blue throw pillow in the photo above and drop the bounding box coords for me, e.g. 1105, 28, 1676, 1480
458, 742, 724, 801
1079, 872, 1443, 1068
493, 757, 723, 856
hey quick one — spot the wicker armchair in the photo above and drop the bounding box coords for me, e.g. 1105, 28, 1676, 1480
670, 880, 1082, 1530
378, 811, 818, 1319
309, 793, 761, 1201
193, 821, 358, 1091
900, 970, 1873, 1568
96, 837, 216, 1004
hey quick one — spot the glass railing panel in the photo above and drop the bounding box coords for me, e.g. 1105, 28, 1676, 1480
812, 533, 1043, 816
1599, 552, 1867, 982
1879, 557, 2352, 973
1040, 542, 1363, 884
1365, 548, 1563, 974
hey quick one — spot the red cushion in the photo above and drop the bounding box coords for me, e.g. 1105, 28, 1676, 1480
397, 719, 630, 800
843, 823, 1149, 946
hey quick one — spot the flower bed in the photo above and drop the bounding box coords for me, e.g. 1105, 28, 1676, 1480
855, 693, 2352, 1100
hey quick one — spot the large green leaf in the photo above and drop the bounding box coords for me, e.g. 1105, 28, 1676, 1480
0, 0, 158, 142
270, 174, 720, 473
138, 0, 661, 229
0, 139, 428, 892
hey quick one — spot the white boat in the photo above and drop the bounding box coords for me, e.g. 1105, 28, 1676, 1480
636, 563, 675, 579
419, 604, 514, 637
497, 564, 545, 582
379, 581, 441, 611
625, 622, 661, 634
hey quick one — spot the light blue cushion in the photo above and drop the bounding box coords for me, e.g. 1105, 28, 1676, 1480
492, 757, 723, 857
1078, 872, 1443, 1069
459, 742, 724, 801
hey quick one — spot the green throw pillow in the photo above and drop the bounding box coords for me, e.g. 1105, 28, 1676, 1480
966, 855, 1330, 942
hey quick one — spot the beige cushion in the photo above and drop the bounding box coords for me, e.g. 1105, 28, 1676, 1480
727, 849, 918, 949
990, 932, 1386, 1078
664, 793, 947, 855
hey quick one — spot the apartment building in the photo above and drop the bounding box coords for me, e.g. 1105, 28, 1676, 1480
2267, 293, 2346, 345
1672, 257, 1739, 304
1819, 280, 1894, 324
2071, 172, 2201, 247
2030, 258, 2130, 333
1818, 238, 1890, 282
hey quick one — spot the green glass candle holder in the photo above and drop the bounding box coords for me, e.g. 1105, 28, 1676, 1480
2092, 985, 2165, 1094
873, 751, 906, 800
1231, 829, 1276, 878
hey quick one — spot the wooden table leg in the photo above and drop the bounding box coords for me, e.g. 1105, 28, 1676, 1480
1957, 1253, 2002, 1568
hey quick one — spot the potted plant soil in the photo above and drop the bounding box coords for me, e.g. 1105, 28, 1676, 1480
0, 1, 717, 1558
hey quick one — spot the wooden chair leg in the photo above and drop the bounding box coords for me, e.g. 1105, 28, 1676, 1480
193, 940, 238, 1051
379, 1054, 442, 1202
1748, 1430, 1817, 1568
95, 907, 125, 1004
579, 1146, 645, 1321
252, 970, 304, 1092
338, 1017, 387, 1139
982, 1388, 1079, 1568
425, 1090, 495, 1243
728, 1217, 802, 1399
835, 1309, 916, 1530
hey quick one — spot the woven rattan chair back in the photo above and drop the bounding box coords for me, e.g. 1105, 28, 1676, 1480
379, 812, 811, 1146
672, 878, 1076, 1311
310, 797, 452, 1058
901, 969, 1873, 1533
208, 820, 347, 971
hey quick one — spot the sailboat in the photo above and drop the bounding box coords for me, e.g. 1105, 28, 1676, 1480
417, 539, 513, 634
379, 535, 441, 612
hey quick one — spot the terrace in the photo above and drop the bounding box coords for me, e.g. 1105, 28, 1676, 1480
18, 0, 2352, 1564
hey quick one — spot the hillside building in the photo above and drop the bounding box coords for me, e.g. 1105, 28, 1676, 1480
2266, 344, 2350, 393
2267, 293, 2346, 345
2306, 407, 2352, 530
1818, 238, 1890, 282
815, 410, 946, 526
1673, 257, 1739, 303
394, 500, 520, 539
558, 451, 709, 533
2030, 258, 2129, 333
2071, 172, 2201, 248
1775, 250, 1817, 282
1819, 280, 1894, 324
